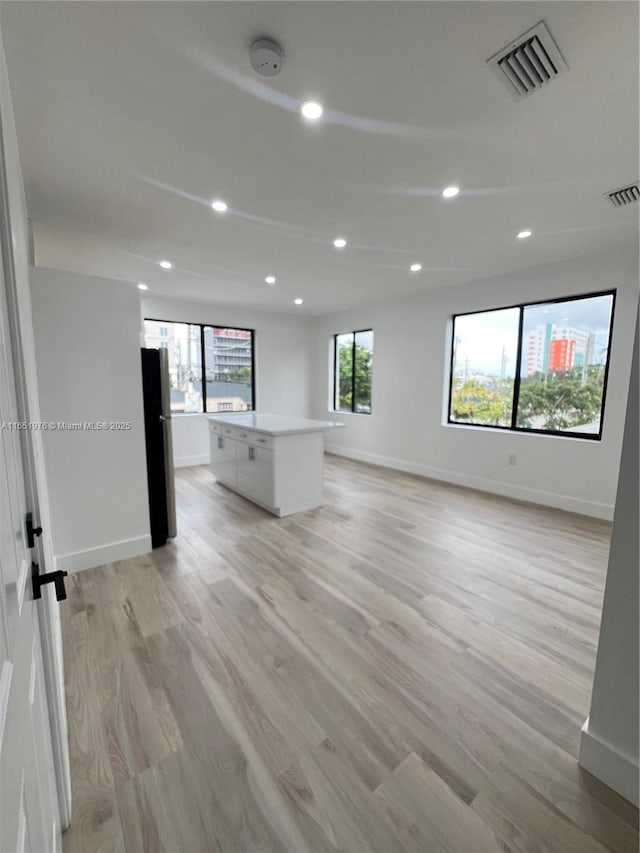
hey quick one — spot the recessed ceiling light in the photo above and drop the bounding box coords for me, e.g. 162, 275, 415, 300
517, 230, 532, 239
294, 298, 304, 305
137, 282, 148, 291
159, 260, 172, 269
300, 100, 323, 121
442, 186, 460, 198
265, 275, 276, 285
410, 263, 422, 273
211, 199, 228, 213
333, 237, 347, 249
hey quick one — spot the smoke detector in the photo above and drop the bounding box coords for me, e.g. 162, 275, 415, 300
250, 38, 283, 77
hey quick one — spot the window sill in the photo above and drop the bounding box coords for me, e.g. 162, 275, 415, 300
172, 410, 256, 417
443, 421, 602, 443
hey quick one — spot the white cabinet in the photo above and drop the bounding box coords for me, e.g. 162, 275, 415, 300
209, 430, 237, 488
207, 415, 342, 517
236, 442, 274, 507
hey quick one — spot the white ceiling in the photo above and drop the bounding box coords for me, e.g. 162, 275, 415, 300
2, 1, 638, 315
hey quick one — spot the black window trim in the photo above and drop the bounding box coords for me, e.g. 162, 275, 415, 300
447, 289, 617, 441
333, 328, 373, 415
144, 318, 256, 414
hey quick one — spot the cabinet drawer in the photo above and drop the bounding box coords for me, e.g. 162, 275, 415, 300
209, 422, 222, 436
232, 430, 273, 450
249, 432, 273, 450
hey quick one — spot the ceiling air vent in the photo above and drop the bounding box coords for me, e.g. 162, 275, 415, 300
605, 183, 640, 208
486, 21, 567, 100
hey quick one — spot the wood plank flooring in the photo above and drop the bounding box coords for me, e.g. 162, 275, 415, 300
61, 455, 639, 852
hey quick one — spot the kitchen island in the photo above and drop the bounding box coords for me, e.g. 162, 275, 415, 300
208, 413, 344, 516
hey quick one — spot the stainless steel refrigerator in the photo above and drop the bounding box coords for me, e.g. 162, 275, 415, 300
141, 347, 177, 547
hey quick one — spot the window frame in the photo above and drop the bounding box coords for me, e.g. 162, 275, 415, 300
144, 318, 256, 414
446, 289, 616, 441
333, 328, 373, 415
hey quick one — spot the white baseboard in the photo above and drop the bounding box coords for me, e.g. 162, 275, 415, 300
56, 535, 152, 573
579, 717, 639, 806
324, 444, 614, 520
174, 454, 209, 469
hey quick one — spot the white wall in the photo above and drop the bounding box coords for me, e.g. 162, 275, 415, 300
30, 266, 151, 571
310, 250, 638, 519
141, 296, 312, 467
580, 309, 639, 804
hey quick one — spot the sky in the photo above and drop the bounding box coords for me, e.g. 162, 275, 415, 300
337, 329, 374, 352
355, 330, 374, 351
454, 293, 614, 377
453, 307, 519, 376
522, 293, 614, 354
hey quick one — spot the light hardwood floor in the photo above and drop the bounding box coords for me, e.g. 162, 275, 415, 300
61, 456, 639, 852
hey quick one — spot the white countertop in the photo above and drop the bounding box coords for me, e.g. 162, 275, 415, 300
208, 413, 345, 436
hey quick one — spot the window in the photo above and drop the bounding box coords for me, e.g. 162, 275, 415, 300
334, 329, 373, 414
448, 291, 615, 439
144, 319, 255, 414
204, 326, 254, 413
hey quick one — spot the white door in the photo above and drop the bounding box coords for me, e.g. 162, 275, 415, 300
0, 225, 60, 851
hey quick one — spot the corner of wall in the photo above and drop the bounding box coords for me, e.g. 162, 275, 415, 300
55, 535, 152, 574
579, 718, 640, 806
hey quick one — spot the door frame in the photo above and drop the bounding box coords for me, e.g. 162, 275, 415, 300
0, 64, 72, 828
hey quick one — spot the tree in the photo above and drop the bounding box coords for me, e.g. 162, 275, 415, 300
450, 378, 513, 426
338, 342, 372, 411
516, 371, 603, 430
227, 366, 251, 384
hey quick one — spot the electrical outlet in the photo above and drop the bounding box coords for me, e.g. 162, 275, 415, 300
508, 453, 517, 466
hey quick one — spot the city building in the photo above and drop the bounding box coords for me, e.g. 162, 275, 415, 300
526, 323, 597, 376
143, 322, 253, 412
548, 337, 576, 372
203, 327, 252, 382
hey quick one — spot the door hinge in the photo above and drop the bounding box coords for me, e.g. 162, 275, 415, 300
32, 562, 67, 602
26, 512, 43, 549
